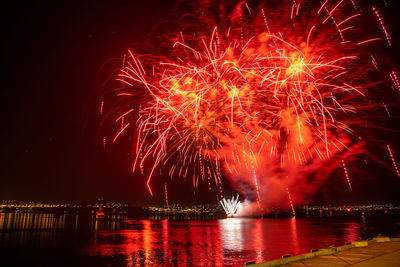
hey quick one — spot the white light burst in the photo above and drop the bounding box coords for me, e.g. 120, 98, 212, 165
220, 195, 241, 217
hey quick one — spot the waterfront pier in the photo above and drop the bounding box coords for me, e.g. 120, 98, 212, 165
247, 236, 400, 266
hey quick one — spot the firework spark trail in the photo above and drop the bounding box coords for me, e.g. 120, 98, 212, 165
164, 183, 169, 208
99, 101, 104, 116
251, 158, 262, 215
215, 162, 225, 200
387, 144, 400, 178
286, 187, 296, 217
372, 6, 391, 46
371, 55, 379, 70
342, 159, 353, 191
101, 0, 396, 212
102, 136, 106, 148
382, 102, 391, 117
350, 0, 357, 10
390, 71, 400, 92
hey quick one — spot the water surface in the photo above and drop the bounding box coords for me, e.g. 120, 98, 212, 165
0, 212, 398, 266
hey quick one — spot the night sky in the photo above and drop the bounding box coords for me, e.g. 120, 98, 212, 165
2, 0, 400, 206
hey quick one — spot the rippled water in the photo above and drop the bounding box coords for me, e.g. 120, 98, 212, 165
0, 212, 399, 266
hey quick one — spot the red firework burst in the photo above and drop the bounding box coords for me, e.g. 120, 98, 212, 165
100, 0, 396, 212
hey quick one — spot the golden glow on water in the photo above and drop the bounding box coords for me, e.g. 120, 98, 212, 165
0, 213, 66, 231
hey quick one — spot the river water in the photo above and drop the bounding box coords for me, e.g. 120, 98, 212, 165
0, 212, 399, 266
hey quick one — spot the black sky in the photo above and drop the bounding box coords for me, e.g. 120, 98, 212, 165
2, 0, 400, 206
2, 0, 182, 205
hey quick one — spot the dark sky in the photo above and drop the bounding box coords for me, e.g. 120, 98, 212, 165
1, 0, 184, 205
2, 0, 400, 206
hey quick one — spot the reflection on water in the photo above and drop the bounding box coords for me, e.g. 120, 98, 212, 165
0, 212, 66, 231
0, 212, 124, 232
220, 218, 243, 251
0, 212, 398, 266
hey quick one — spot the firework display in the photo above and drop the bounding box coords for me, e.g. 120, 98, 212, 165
220, 195, 241, 217
101, 0, 397, 214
